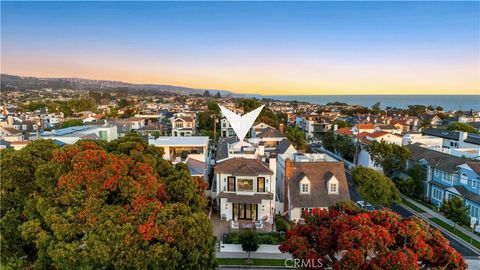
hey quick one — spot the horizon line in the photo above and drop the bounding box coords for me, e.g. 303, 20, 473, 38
2, 73, 478, 96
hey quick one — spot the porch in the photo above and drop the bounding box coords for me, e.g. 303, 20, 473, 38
210, 212, 273, 241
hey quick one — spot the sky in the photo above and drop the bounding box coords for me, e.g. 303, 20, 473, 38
1, 1, 479, 95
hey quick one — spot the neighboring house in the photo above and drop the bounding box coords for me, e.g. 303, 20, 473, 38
405, 143, 480, 226
0, 126, 22, 140
253, 127, 286, 153
402, 132, 443, 150
422, 128, 480, 159
39, 124, 118, 144
149, 136, 209, 164
171, 112, 196, 136
419, 115, 443, 128
212, 157, 276, 223
295, 113, 332, 139
283, 158, 350, 221
136, 123, 167, 137
220, 117, 236, 137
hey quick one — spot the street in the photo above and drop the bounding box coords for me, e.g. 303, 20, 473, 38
345, 172, 480, 258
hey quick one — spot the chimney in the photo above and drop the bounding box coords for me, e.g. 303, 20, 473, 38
269, 153, 277, 193
333, 124, 338, 131
258, 142, 265, 156
285, 158, 291, 178
279, 123, 285, 134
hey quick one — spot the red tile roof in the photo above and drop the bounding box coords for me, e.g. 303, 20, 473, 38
335, 127, 353, 136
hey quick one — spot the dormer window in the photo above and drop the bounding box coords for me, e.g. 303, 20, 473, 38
330, 183, 337, 194
300, 176, 310, 194
327, 174, 339, 194
301, 183, 310, 193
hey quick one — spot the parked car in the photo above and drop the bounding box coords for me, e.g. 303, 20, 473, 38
356, 200, 375, 211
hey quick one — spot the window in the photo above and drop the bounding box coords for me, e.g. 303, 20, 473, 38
301, 183, 310, 193
99, 130, 108, 140
473, 178, 478, 189
461, 173, 468, 185
237, 178, 254, 192
432, 188, 443, 201
257, 177, 265, 192
330, 183, 338, 193
468, 203, 479, 220
227, 177, 235, 191
175, 122, 183, 128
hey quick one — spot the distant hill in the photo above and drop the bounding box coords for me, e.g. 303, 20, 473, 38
0, 74, 235, 96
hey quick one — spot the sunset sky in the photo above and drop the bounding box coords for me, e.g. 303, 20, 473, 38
1, 1, 479, 95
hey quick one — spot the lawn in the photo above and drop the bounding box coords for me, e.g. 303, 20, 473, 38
402, 199, 425, 213
216, 258, 286, 266
429, 217, 480, 249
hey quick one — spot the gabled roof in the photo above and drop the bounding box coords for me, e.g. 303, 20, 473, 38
275, 139, 293, 155
1, 127, 22, 134
216, 136, 239, 161
406, 143, 468, 173
287, 161, 350, 208
466, 162, 480, 176
215, 158, 273, 176
335, 127, 353, 136
186, 158, 206, 176
357, 124, 375, 129
256, 127, 284, 138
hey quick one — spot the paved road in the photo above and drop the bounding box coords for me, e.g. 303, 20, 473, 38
345, 172, 480, 258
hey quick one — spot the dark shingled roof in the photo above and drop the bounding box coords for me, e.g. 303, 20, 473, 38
256, 127, 285, 138
287, 161, 350, 208
406, 143, 468, 173
423, 128, 480, 146
186, 158, 206, 176
215, 136, 239, 161
275, 139, 293, 155
217, 192, 274, 204
215, 158, 273, 176
454, 186, 480, 204
466, 162, 480, 176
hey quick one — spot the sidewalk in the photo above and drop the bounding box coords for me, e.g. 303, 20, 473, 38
402, 195, 480, 243
216, 252, 292, 259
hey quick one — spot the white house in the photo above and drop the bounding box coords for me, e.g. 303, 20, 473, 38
212, 157, 276, 223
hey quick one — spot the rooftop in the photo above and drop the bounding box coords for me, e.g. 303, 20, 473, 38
149, 136, 209, 147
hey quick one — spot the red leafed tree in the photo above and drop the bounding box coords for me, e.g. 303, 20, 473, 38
280, 202, 466, 270
6, 135, 216, 269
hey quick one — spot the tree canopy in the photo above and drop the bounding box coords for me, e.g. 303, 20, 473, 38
366, 141, 410, 177
441, 197, 469, 232
352, 167, 401, 207
280, 202, 466, 269
447, 122, 478, 134
285, 126, 308, 151
1, 134, 215, 269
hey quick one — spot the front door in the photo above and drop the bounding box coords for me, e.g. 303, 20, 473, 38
233, 203, 258, 220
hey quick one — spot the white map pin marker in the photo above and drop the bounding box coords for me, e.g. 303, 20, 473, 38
219, 105, 264, 142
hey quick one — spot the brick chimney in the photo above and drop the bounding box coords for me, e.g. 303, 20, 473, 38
285, 158, 291, 178
279, 123, 285, 134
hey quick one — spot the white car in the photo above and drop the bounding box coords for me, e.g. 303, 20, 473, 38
356, 200, 375, 211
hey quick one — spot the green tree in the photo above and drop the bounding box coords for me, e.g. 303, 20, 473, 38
352, 167, 401, 207
447, 122, 478, 134
1, 135, 216, 269
285, 126, 307, 150
331, 120, 353, 130
366, 141, 410, 177
239, 229, 259, 264
441, 197, 469, 232
58, 119, 84, 128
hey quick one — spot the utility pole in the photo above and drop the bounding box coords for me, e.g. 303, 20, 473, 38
213, 114, 217, 142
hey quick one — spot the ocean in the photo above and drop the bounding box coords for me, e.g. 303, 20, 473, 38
262, 95, 480, 111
